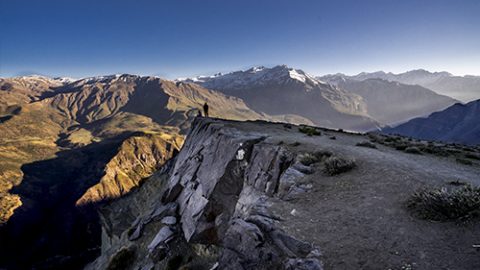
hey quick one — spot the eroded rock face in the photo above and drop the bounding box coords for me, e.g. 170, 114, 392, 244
88, 118, 322, 270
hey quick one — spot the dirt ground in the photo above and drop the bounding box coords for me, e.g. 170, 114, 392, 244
229, 120, 480, 270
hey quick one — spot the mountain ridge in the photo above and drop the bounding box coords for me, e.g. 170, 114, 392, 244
320, 75, 458, 125
322, 69, 480, 102
383, 99, 480, 145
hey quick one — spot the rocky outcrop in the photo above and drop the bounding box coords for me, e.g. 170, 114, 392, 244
88, 118, 323, 270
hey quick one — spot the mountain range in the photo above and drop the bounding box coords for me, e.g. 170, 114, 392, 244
320, 75, 458, 125
326, 69, 480, 103
384, 99, 480, 145
184, 65, 380, 132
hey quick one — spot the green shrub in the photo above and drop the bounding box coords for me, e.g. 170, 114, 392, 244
323, 156, 356, 175
298, 126, 321, 136
407, 185, 480, 221
356, 141, 377, 149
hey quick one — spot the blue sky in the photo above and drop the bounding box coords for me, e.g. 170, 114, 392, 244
1, 0, 479, 78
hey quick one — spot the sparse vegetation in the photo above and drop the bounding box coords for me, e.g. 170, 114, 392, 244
404, 146, 422, 154
356, 141, 377, 149
300, 153, 318, 166
299, 150, 332, 166
456, 158, 473, 165
298, 126, 321, 136
106, 246, 136, 270
314, 150, 333, 160
448, 180, 467, 186
420, 145, 448, 156
465, 153, 480, 160
395, 144, 408, 151
323, 156, 356, 175
407, 185, 480, 221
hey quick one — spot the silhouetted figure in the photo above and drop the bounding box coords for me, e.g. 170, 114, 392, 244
203, 102, 209, 117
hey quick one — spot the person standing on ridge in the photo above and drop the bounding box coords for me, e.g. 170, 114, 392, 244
203, 102, 209, 117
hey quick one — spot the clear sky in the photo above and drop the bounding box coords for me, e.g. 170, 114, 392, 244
1, 0, 479, 78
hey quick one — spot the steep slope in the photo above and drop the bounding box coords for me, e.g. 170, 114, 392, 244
383, 99, 480, 145
325, 69, 480, 102
321, 76, 458, 125
88, 118, 480, 270
184, 65, 380, 132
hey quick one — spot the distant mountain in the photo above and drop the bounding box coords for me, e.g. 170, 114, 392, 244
327, 69, 480, 102
0, 75, 67, 117
383, 99, 480, 145
320, 75, 458, 125
183, 65, 380, 132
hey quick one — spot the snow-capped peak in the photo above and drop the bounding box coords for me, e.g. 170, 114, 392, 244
53, 77, 78, 84
180, 65, 326, 90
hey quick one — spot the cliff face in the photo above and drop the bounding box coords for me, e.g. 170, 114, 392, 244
89, 118, 480, 270
88, 118, 323, 270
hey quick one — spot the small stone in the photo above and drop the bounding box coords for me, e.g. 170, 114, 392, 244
148, 226, 174, 252
161, 216, 177, 225
209, 262, 219, 270
236, 149, 245, 160
290, 209, 298, 216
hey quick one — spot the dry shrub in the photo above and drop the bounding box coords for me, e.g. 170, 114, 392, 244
407, 185, 480, 221
323, 156, 356, 175
405, 146, 422, 154
356, 141, 377, 149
